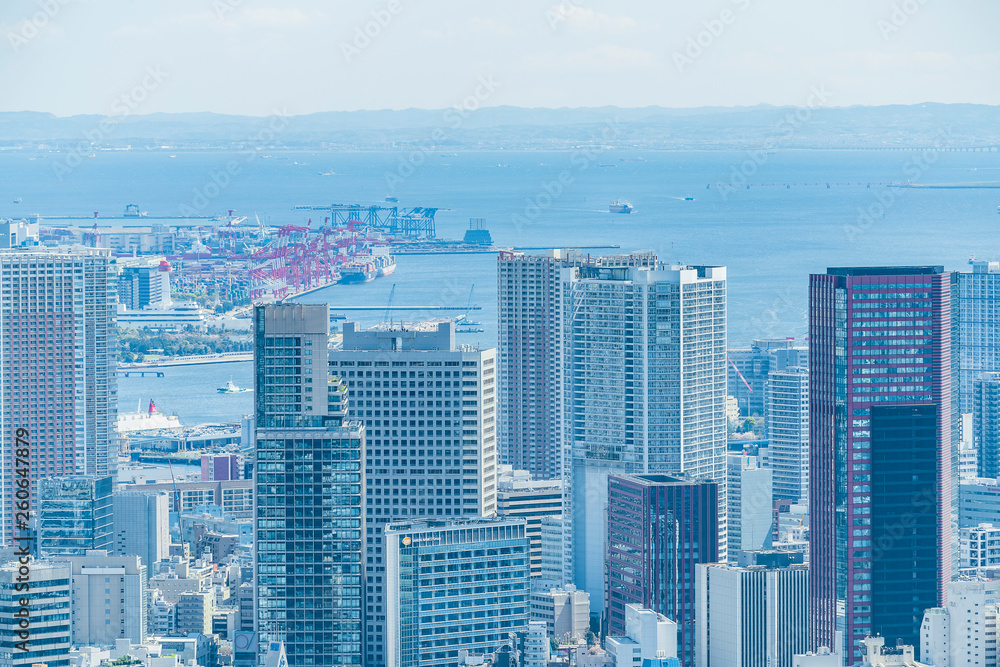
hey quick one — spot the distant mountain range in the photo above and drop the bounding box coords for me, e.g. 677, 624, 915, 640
0, 103, 998, 150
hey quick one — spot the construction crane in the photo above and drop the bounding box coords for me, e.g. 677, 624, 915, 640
459, 285, 481, 326
383, 283, 396, 327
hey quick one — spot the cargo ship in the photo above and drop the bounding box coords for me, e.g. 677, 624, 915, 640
339, 261, 376, 284
609, 200, 633, 214
372, 249, 396, 277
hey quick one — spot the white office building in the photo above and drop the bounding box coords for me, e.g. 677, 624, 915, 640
696, 552, 809, 667
727, 453, 773, 555
564, 263, 728, 613
530, 584, 591, 642
65, 552, 147, 647
921, 579, 1000, 667
606, 604, 678, 667
331, 321, 497, 666
384, 518, 530, 667
765, 366, 809, 502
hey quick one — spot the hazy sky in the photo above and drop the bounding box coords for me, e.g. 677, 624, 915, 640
2, 0, 998, 116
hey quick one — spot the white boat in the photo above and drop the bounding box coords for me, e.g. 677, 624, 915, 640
218, 377, 251, 393
117, 400, 181, 433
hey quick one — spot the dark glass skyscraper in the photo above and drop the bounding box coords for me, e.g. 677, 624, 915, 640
606, 473, 718, 667
809, 267, 953, 662
253, 304, 365, 666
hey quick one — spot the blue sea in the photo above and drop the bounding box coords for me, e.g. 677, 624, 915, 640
3, 147, 997, 423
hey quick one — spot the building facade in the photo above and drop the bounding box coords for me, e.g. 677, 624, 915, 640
113, 490, 170, 571
606, 474, 719, 667
605, 604, 679, 667
252, 304, 365, 667
529, 585, 590, 642
809, 267, 954, 662
727, 454, 773, 555
0, 247, 117, 543
566, 264, 728, 616
38, 475, 114, 557
695, 552, 809, 667
0, 560, 72, 667
765, 366, 810, 502
957, 261, 1000, 414
65, 552, 146, 646
331, 321, 497, 666
496, 469, 562, 578
921, 579, 1000, 667
384, 518, 530, 667
118, 261, 172, 311
973, 373, 1000, 479
497, 249, 658, 482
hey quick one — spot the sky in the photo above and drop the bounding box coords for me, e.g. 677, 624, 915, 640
1, 0, 998, 116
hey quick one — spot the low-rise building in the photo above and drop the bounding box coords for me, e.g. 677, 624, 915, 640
921, 579, 1000, 667
530, 585, 590, 642
605, 604, 678, 667
858, 636, 929, 666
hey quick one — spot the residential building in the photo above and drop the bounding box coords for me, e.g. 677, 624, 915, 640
960, 523, 1000, 571
522, 621, 550, 667
765, 366, 810, 501
331, 320, 496, 666
175, 590, 215, 636
607, 474, 718, 667
64, 552, 147, 646
565, 263, 728, 616
530, 585, 590, 642
921, 579, 1000, 667
727, 453, 773, 555
497, 249, 657, 482
727, 339, 808, 426
973, 373, 1000, 479
0, 247, 117, 542
38, 475, 114, 557
605, 604, 679, 667
113, 491, 170, 570
496, 467, 563, 578
253, 303, 365, 667
384, 517, 530, 667
0, 560, 72, 667
695, 551, 809, 667
809, 267, 954, 662
957, 261, 1000, 413
151, 597, 176, 636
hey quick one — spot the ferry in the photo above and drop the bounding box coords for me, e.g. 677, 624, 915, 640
218, 377, 251, 393
609, 200, 633, 214
117, 400, 181, 433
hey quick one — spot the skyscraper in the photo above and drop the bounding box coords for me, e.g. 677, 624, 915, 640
330, 321, 496, 666
384, 517, 530, 667
972, 373, 1000, 478
809, 266, 953, 663
565, 263, 728, 613
497, 249, 657, 481
0, 247, 117, 543
607, 473, 719, 667
765, 366, 810, 502
957, 261, 1000, 413
253, 304, 365, 667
